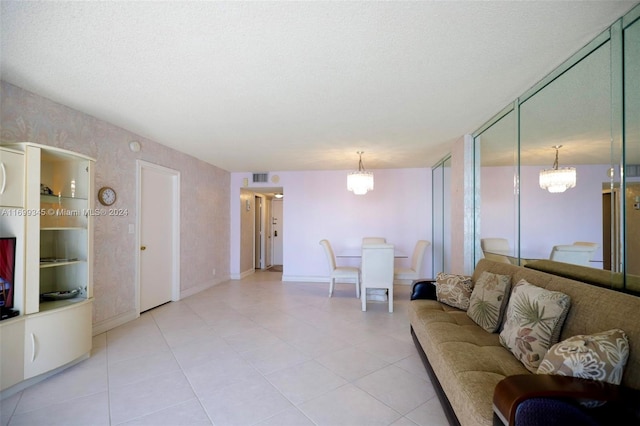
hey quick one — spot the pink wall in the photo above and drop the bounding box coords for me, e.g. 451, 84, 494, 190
231, 168, 432, 281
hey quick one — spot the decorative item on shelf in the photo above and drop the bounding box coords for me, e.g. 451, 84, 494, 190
347, 151, 374, 195
41, 287, 82, 301
539, 145, 576, 193
40, 184, 53, 195
97, 186, 116, 206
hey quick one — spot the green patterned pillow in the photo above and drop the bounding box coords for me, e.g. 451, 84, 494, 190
435, 272, 473, 311
466, 271, 511, 333
499, 279, 571, 373
537, 329, 629, 407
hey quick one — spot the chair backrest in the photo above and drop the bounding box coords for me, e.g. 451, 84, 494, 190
362, 237, 386, 244
480, 238, 511, 255
549, 244, 594, 266
361, 243, 394, 288
573, 241, 599, 260
410, 240, 431, 272
319, 239, 337, 270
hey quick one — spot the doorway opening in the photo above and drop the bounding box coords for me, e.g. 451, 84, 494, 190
250, 188, 283, 273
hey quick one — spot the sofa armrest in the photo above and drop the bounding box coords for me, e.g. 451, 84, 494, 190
410, 279, 437, 300
493, 375, 620, 426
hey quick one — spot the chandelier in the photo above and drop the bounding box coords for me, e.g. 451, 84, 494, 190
347, 151, 374, 195
539, 145, 576, 193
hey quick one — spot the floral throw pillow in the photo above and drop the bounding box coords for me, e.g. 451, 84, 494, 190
537, 329, 629, 407
499, 279, 571, 373
435, 272, 474, 311
466, 271, 511, 333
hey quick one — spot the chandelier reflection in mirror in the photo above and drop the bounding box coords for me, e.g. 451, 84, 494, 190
347, 151, 374, 195
539, 145, 576, 193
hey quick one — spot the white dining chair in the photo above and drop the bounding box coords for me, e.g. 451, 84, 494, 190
361, 243, 394, 312
362, 237, 386, 244
319, 239, 360, 298
480, 238, 511, 264
549, 244, 595, 266
394, 240, 430, 284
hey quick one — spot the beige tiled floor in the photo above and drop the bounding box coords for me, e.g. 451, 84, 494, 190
1, 271, 447, 426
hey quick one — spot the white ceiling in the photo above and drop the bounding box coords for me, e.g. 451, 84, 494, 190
1, 1, 637, 172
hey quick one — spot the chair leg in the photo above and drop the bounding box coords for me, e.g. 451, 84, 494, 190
329, 278, 334, 297
388, 288, 393, 313
355, 276, 360, 299
361, 288, 367, 311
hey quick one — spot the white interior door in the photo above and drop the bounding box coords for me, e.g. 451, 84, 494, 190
271, 199, 283, 265
138, 161, 180, 312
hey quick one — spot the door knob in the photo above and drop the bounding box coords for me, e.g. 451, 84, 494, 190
141, 246, 146, 251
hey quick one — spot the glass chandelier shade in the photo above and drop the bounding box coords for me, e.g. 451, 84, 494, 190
539, 145, 576, 193
347, 151, 374, 195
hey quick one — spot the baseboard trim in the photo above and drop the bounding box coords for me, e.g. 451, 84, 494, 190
180, 276, 229, 299
231, 269, 255, 280
92, 310, 139, 336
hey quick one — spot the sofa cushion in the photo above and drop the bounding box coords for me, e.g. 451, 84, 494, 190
499, 279, 571, 373
467, 271, 511, 333
537, 328, 629, 407
435, 272, 474, 311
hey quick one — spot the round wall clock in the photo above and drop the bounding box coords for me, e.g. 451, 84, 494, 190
98, 186, 117, 206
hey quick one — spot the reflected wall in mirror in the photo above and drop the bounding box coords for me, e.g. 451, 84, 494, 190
474, 109, 518, 264
519, 40, 614, 268
625, 17, 640, 279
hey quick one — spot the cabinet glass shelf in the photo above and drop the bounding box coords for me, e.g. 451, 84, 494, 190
40, 194, 88, 202
41, 227, 86, 231
38, 297, 86, 312
39, 259, 84, 268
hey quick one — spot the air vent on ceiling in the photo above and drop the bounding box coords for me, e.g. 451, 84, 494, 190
626, 165, 640, 178
252, 173, 269, 183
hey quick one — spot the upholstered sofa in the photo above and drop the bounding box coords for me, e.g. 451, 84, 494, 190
409, 259, 640, 426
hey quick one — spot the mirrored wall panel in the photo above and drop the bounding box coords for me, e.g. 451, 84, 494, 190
432, 156, 452, 274
519, 40, 613, 268
472, 5, 640, 295
474, 110, 518, 265
624, 17, 640, 290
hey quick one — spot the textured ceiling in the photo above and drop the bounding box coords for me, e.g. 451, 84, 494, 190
1, 1, 638, 172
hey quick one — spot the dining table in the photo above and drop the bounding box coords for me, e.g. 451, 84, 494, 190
336, 249, 408, 259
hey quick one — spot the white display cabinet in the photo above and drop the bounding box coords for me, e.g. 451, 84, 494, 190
0, 143, 94, 394
0, 147, 24, 208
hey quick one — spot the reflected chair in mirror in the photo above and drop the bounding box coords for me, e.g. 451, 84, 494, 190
480, 238, 511, 264
361, 243, 394, 312
319, 239, 360, 298
394, 240, 430, 284
362, 237, 386, 244
573, 241, 599, 261
549, 244, 596, 267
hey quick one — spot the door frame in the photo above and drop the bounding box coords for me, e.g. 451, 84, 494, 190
135, 160, 181, 314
